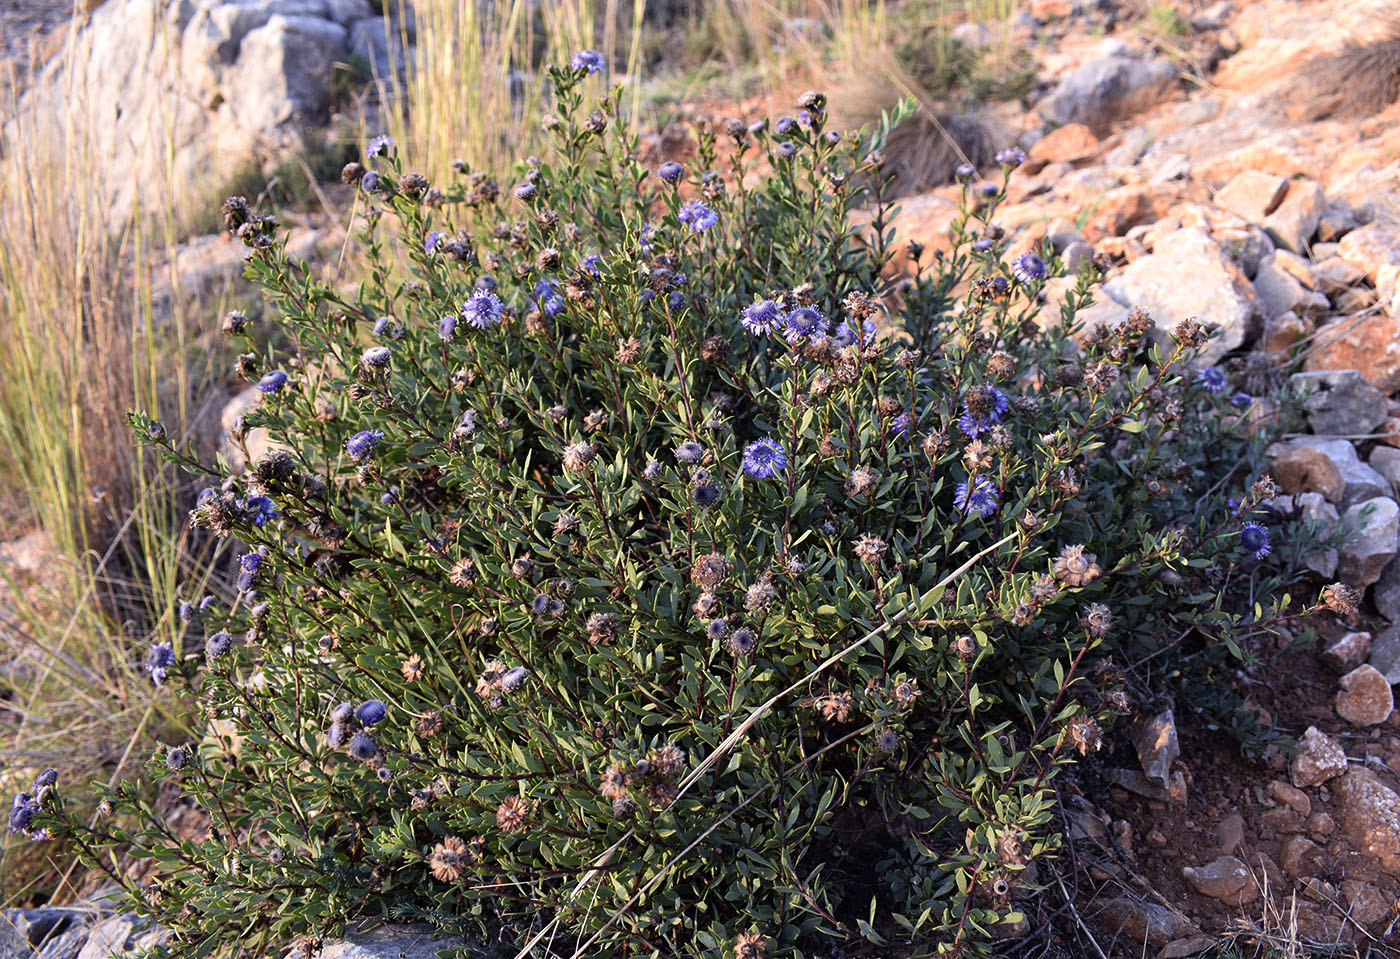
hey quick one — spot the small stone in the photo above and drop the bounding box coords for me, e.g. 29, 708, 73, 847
1253, 255, 1311, 321
1335, 664, 1394, 726
1090, 898, 1199, 948
314, 924, 468, 959
1147, 827, 1168, 846
1339, 223, 1400, 289
1321, 632, 1372, 673
1307, 811, 1336, 839
1304, 311, 1400, 395
1277, 438, 1389, 505
1214, 812, 1244, 855
1372, 446, 1400, 498
1311, 256, 1365, 296
1338, 497, 1400, 588
1280, 835, 1321, 877
1268, 780, 1312, 817
1131, 708, 1179, 786
1332, 767, 1400, 875
1290, 371, 1388, 437
1294, 492, 1341, 577
1370, 623, 1400, 682
1291, 726, 1348, 788
1029, 123, 1100, 164
1317, 206, 1359, 242
1260, 310, 1309, 355
1181, 855, 1259, 906
1161, 935, 1216, 958
1039, 55, 1179, 132
1341, 879, 1390, 925
1270, 446, 1344, 501
1213, 170, 1288, 224
1264, 179, 1326, 254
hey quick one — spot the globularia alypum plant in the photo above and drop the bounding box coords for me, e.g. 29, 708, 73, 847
25, 54, 1348, 959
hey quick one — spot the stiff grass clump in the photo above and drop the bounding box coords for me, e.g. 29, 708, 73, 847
22, 60, 1321, 958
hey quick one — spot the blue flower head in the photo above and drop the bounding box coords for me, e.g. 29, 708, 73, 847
954, 477, 999, 517
240, 495, 278, 527
462, 291, 504, 328
572, 49, 605, 74
742, 299, 784, 336
425, 231, 445, 253
360, 170, 382, 193
1231, 392, 1252, 407
532, 279, 565, 317
9, 793, 40, 835
972, 237, 996, 253
956, 163, 976, 179
834, 318, 877, 348
995, 147, 1026, 167
891, 411, 914, 439
1012, 252, 1046, 283
581, 253, 604, 275
366, 134, 393, 158
1240, 522, 1271, 560
678, 200, 719, 232
658, 161, 684, 182
958, 386, 1009, 438
347, 731, 378, 761
742, 438, 788, 479
257, 370, 288, 394
355, 700, 387, 726
775, 115, 797, 135
145, 641, 175, 686
1196, 366, 1227, 394
438, 315, 458, 341
782, 306, 827, 342
346, 429, 384, 461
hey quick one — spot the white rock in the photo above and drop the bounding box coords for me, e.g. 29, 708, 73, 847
1338, 496, 1400, 588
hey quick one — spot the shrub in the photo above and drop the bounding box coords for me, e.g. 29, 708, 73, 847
29, 64, 1321, 957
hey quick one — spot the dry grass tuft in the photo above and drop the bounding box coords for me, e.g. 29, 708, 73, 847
1288, 21, 1400, 121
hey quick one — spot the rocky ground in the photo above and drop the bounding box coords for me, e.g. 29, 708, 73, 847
4, 0, 1400, 956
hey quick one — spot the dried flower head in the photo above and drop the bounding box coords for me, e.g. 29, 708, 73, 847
562, 441, 596, 472
853, 534, 887, 565
817, 691, 854, 723
401, 655, 425, 682
691, 553, 730, 589
1052, 545, 1101, 587
1081, 603, 1113, 638
844, 465, 880, 499
429, 836, 473, 882
496, 796, 531, 832
599, 763, 630, 800
734, 932, 767, 959
1064, 715, 1103, 755
1322, 582, 1360, 617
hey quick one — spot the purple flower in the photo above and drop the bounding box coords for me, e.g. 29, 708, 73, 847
678, 200, 719, 232
958, 387, 1009, 438
346, 429, 384, 461
236, 551, 262, 591
782, 306, 827, 342
742, 438, 788, 479
514, 182, 536, 201
775, 115, 797, 135
145, 641, 175, 686
240, 495, 278, 527
834, 318, 877, 347
425, 231, 445, 253
776, 141, 799, 160
972, 237, 996, 253
1231, 392, 1252, 407
572, 49, 605, 74
206, 631, 232, 660
257, 370, 288, 394
33, 769, 57, 790
956, 163, 976, 179
581, 253, 604, 275
372, 316, 392, 336
366, 134, 393, 158
331, 702, 355, 724
891, 411, 914, 439
1240, 522, 1271, 559
355, 700, 387, 726
979, 183, 999, 197
1196, 366, 1227, 394
995, 147, 1026, 167
438, 315, 458, 341
658, 161, 684, 182
668, 291, 686, 310
532, 279, 565, 317
462, 291, 505, 328
954, 477, 999, 517
361, 345, 391, 368
327, 723, 347, 748
9, 793, 40, 835
360, 170, 382, 193
742, 299, 784, 336
455, 409, 477, 438
676, 441, 704, 464
347, 731, 378, 761
1012, 252, 1046, 283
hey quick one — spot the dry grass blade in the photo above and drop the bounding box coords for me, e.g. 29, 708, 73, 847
1288, 18, 1400, 121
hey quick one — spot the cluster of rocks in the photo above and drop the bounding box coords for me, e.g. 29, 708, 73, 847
0, 909, 459, 959
5, 0, 412, 224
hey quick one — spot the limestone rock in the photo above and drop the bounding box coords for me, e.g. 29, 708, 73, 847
1332, 768, 1400, 875
1264, 179, 1325, 254
1335, 665, 1394, 727
1281, 437, 1388, 506
1131, 709, 1179, 786
1269, 780, 1311, 817
1291, 726, 1347, 788
1295, 492, 1340, 577
1305, 312, 1400, 395
1339, 223, 1400, 290
1338, 496, 1400, 588
1253, 255, 1311, 321
1100, 227, 1264, 364
1375, 561, 1400, 625
1269, 445, 1344, 502
1181, 856, 1259, 906
1341, 879, 1390, 926
313, 924, 466, 959
1368, 623, 1400, 684
1312, 256, 1365, 296
1213, 170, 1287, 224
1321, 632, 1372, 673
1029, 123, 1099, 164
1372, 448, 1400, 499
1290, 371, 1387, 437
1280, 835, 1321, 878
1039, 55, 1179, 133
1089, 898, 1199, 948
